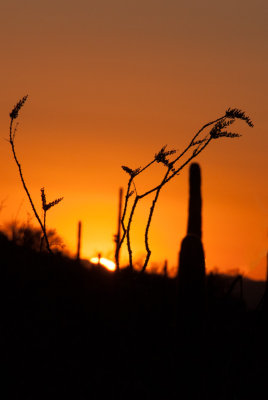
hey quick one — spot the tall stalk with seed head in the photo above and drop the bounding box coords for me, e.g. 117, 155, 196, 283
9, 96, 63, 254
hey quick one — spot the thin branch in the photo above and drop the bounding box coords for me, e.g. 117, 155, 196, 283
9, 97, 63, 255
126, 195, 139, 271
142, 168, 170, 272
117, 178, 133, 255
9, 118, 52, 254
141, 138, 212, 271
118, 108, 253, 272
165, 136, 213, 184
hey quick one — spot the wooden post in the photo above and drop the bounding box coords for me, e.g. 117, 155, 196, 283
97, 252, 101, 267
164, 259, 168, 277
76, 220, 82, 261
115, 187, 123, 270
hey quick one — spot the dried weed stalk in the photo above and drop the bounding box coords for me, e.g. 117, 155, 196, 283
119, 108, 253, 272
9, 96, 63, 254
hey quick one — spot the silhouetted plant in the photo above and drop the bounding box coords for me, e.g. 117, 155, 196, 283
9, 96, 63, 254
177, 163, 206, 334
119, 109, 253, 272
3, 219, 65, 252
186, 163, 202, 238
114, 187, 123, 270
40, 187, 63, 251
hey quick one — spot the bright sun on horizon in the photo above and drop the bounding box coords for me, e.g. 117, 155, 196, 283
90, 257, 116, 272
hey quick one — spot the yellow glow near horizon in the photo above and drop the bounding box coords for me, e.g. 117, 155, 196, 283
90, 257, 116, 272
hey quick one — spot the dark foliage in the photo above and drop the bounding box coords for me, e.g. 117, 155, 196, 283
3, 220, 65, 253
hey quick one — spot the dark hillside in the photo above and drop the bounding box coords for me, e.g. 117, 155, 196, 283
1, 232, 267, 399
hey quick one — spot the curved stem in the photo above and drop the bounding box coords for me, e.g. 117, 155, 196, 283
122, 132, 213, 272
142, 168, 171, 272
120, 110, 249, 275
116, 177, 133, 267
142, 187, 161, 272
9, 119, 52, 254
165, 136, 212, 184
126, 196, 139, 270
117, 161, 157, 265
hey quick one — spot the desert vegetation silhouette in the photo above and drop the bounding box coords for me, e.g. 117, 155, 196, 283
4, 97, 268, 400
9, 96, 63, 254
4, 218, 65, 253
118, 107, 253, 271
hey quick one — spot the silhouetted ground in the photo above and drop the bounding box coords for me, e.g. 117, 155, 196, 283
1, 232, 267, 399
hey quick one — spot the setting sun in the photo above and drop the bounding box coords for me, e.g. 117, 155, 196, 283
90, 257, 116, 272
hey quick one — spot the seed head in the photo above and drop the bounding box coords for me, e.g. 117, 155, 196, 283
121, 165, 141, 177
41, 187, 63, 211
10, 95, 28, 120
225, 108, 254, 127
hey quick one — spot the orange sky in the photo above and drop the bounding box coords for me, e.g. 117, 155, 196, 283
0, 0, 267, 279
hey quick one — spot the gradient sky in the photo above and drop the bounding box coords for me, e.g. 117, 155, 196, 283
0, 0, 267, 279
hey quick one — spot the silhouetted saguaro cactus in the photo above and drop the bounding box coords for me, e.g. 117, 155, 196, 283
177, 163, 207, 398
177, 234, 206, 316
178, 163, 206, 320
178, 162, 206, 307
187, 163, 202, 238
178, 165, 207, 333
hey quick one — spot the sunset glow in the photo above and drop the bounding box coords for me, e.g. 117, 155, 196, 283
2, 3, 268, 399
90, 257, 116, 272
